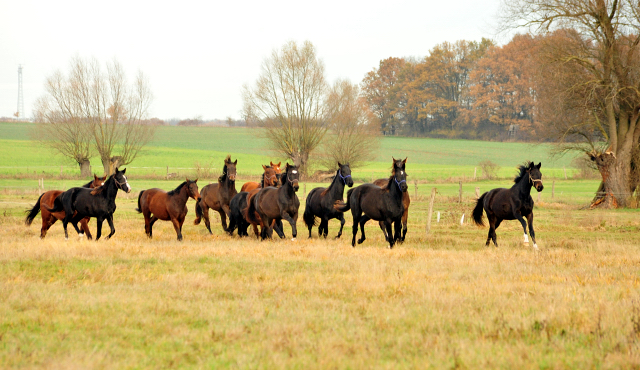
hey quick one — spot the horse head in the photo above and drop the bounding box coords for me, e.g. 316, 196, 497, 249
262, 165, 278, 187
113, 168, 131, 193
92, 174, 107, 188
284, 163, 300, 192
391, 157, 408, 192
186, 178, 201, 201
271, 161, 282, 182
528, 162, 544, 192
224, 157, 238, 182
337, 162, 354, 187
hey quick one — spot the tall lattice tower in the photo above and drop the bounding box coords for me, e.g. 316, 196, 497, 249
16, 64, 24, 118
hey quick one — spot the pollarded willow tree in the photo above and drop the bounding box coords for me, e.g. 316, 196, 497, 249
242, 40, 328, 176
34, 56, 155, 176
500, 0, 640, 208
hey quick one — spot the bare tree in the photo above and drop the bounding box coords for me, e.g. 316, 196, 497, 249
500, 0, 640, 208
35, 57, 154, 176
319, 79, 380, 171
242, 40, 328, 175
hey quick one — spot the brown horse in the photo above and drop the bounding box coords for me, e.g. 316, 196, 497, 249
136, 179, 200, 241
373, 171, 410, 242
246, 163, 300, 240
194, 156, 238, 233
24, 174, 106, 239
240, 164, 279, 192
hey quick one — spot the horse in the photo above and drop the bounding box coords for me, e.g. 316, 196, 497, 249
303, 162, 354, 239
25, 175, 106, 239
472, 162, 544, 249
227, 192, 251, 237
194, 156, 237, 233
240, 164, 279, 192
44, 168, 131, 240
136, 179, 200, 241
246, 163, 300, 240
373, 169, 410, 242
335, 158, 408, 249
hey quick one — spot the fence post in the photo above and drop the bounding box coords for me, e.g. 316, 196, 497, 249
552, 180, 555, 199
474, 167, 477, 180
414, 179, 418, 199
537, 191, 541, 203
563, 167, 567, 180
475, 187, 480, 199
459, 181, 463, 203
425, 188, 437, 235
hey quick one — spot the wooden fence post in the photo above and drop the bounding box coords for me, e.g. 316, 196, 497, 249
475, 187, 480, 199
414, 179, 418, 199
552, 180, 555, 199
474, 167, 477, 180
425, 188, 437, 235
458, 181, 463, 203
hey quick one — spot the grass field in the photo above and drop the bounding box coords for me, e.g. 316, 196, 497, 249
2, 121, 639, 368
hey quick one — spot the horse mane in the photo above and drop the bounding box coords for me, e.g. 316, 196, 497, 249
81, 180, 93, 188
218, 155, 232, 183
90, 186, 104, 195
513, 161, 533, 183
320, 173, 339, 197
168, 181, 187, 196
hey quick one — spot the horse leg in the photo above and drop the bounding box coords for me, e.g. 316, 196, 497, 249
486, 215, 497, 247
202, 204, 213, 234
271, 219, 285, 239
80, 217, 93, 240
41, 214, 56, 239
149, 216, 158, 238
95, 217, 104, 241
377, 221, 388, 240
218, 209, 229, 232
105, 214, 116, 240
221, 205, 231, 231
526, 213, 538, 250
351, 209, 361, 247
491, 219, 501, 247
171, 217, 183, 241
320, 219, 329, 238
335, 214, 346, 239
144, 212, 152, 238
401, 209, 408, 242
69, 214, 83, 238
385, 221, 395, 249
513, 210, 529, 247
357, 215, 370, 245
393, 219, 402, 244
281, 211, 297, 240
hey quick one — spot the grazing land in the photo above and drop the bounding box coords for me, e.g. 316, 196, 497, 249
1, 121, 639, 368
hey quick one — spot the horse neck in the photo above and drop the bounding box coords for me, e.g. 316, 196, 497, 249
104, 176, 119, 200
387, 176, 403, 201
327, 171, 345, 199
173, 184, 190, 203
279, 174, 295, 197
512, 175, 532, 197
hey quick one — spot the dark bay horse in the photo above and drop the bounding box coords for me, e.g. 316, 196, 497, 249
246, 163, 300, 240
45, 168, 131, 240
227, 191, 251, 237
194, 156, 237, 233
240, 164, 279, 192
25, 174, 106, 239
336, 158, 408, 249
473, 162, 544, 249
136, 179, 200, 241
303, 162, 354, 238
373, 172, 410, 242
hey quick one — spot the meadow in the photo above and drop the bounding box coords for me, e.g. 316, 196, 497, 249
1, 122, 639, 368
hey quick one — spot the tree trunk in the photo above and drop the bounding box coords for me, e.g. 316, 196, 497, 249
590, 152, 632, 208
102, 156, 123, 176
79, 159, 91, 178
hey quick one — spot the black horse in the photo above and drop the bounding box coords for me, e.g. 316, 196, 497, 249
472, 162, 544, 249
45, 168, 131, 240
227, 191, 251, 237
303, 162, 354, 238
335, 158, 408, 248
246, 163, 300, 240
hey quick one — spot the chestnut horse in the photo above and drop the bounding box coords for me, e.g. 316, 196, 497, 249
24, 174, 106, 239
194, 156, 237, 233
246, 163, 300, 240
136, 179, 200, 241
373, 167, 410, 243
240, 164, 279, 192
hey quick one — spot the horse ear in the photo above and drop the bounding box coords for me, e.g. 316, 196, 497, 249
262, 165, 267, 170
392, 157, 397, 162
122, 168, 126, 174
186, 177, 189, 182
403, 157, 407, 164
194, 178, 198, 183
528, 162, 534, 169
94, 174, 98, 180
234, 159, 237, 165
277, 162, 281, 167
338, 162, 342, 167
536, 162, 542, 169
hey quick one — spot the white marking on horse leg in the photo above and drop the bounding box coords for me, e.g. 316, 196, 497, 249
291, 238, 296, 242
79, 233, 85, 238
524, 234, 529, 243
533, 243, 539, 250
388, 244, 392, 249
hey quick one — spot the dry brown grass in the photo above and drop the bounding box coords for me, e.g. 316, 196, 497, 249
1, 194, 640, 369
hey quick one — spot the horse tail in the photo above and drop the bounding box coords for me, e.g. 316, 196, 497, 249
333, 188, 354, 212
135, 190, 145, 213
303, 205, 317, 228
194, 198, 204, 225
472, 192, 487, 226
24, 193, 45, 226
43, 193, 64, 213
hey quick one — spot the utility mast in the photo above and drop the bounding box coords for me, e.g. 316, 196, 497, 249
16, 64, 24, 118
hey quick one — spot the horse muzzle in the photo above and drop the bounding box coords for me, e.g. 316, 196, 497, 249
293, 182, 299, 192
400, 183, 408, 192
347, 179, 354, 187
535, 184, 544, 192
229, 175, 236, 181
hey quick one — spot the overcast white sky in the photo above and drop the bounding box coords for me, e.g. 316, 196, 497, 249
0, 0, 503, 121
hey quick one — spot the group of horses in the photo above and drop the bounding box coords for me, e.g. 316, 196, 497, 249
24, 156, 545, 249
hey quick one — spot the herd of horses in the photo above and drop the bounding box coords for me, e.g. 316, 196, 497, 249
24, 156, 545, 249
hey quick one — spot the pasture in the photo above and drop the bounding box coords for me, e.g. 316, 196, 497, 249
1, 122, 639, 368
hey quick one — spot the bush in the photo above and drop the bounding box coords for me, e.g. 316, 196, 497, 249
478, 160, 500, 180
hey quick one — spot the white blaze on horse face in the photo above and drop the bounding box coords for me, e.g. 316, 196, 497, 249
401, 171, 404, 175
292, 170, 298, 174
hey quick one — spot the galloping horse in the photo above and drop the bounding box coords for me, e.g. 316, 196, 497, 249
303, 162, 354, 238
246, 163, 300, 240
44, 168, 131, 240
373, 167, 410, 242
136, 179, 200, 241
240, 164, 279, 192
25, 174, 106, 239
227, 191, 251, 237
336, 158, 408, 249
473, 162, 544, 249
194, 156, 237, 233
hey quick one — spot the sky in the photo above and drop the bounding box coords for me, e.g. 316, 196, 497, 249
0, 0, 503, 121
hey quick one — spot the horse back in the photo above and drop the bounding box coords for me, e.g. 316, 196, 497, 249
484, 187, 533, 219
201, 183, 222, 209
141, 188, 174, 220
357, 184, 404, 221
241, 182, 259, 193
41, 190, 65, 220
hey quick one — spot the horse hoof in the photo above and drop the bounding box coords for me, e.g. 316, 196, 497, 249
533, 243, 539, 250
388, 244, 392, 249
65, 237, 68, 241
524, 242, 530, 247
291, 238, 296, 242
79, 233, 85, 238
